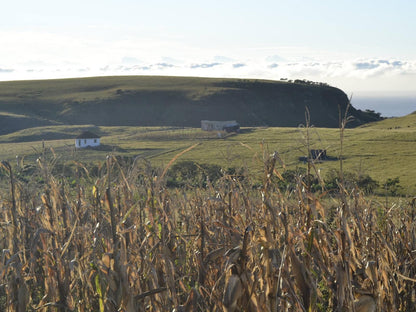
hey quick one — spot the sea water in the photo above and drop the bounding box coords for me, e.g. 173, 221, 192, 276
352, 96, 416, 117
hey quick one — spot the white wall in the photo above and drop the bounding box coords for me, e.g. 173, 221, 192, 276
75, 138, 100, 148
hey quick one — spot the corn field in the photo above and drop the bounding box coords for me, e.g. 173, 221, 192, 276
0, 147, 415, 312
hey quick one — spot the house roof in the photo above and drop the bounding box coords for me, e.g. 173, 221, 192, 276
76, 131, 100, 139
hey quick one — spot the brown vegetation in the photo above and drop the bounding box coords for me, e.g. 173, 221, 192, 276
0, 139, 415, 312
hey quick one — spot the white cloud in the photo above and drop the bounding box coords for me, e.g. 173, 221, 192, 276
261, 58, 416, 81
0, 30, 415, 95
0, 68, 14, 73
190, 63, 222, 69
121, 57, 142, 65
232, 63, 246, 69
2, 56, 416, 82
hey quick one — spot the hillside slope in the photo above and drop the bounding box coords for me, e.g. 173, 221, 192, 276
0, 76, 380, 134
359, 111, 416, 129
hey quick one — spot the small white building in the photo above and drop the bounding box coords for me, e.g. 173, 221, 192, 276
75, 131, 100, 148
201, 120, 240, 132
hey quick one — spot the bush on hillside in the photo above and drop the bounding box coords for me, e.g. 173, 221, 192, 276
166, 160, 223, 188
324, 169, 379, 194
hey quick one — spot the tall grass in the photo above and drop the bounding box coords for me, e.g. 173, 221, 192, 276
0, 125, 415, 311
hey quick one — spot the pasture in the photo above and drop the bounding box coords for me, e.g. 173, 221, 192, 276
0, 114, 415, 194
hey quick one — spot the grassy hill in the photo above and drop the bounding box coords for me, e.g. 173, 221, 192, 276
0, 112, 414, 194
1, 75, 412, 193
360, 110, 416, 129
0, 76, 380, 134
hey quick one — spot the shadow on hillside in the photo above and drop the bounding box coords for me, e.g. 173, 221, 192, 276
80, 144, 127, 152
298, 155, 339, 163
238, 127, 255, 134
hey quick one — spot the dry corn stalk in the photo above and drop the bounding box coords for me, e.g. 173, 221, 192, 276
0, 145, 415, 311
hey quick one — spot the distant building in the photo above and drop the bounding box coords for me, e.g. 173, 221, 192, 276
309, 149, 327, 161
201, 120, 240, 132
75, 131, 100, 148
299, 149, 329, 163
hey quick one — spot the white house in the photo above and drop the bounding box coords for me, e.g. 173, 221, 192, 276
75, 131, 100, 148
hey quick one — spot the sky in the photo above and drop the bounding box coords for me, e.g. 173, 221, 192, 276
1, 0, 416, 114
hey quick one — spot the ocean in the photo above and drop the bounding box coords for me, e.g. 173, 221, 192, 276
352, 96, 416, 118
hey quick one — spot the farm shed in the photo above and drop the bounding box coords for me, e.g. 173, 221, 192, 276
75, 131, 100, 148
201, 120, 240, 132
310, 149, 327, 160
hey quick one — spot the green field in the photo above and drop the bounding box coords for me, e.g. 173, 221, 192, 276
1, 111, 415, 194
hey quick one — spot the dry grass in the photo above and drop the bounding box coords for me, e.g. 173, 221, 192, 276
0, 139, 415, 311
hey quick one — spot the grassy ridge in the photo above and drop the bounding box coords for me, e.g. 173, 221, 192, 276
0, 76, 380, 134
